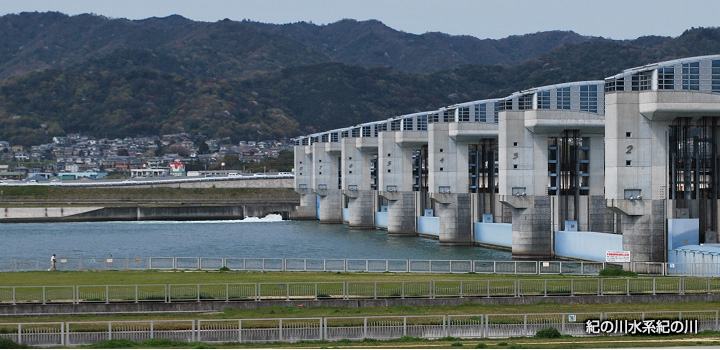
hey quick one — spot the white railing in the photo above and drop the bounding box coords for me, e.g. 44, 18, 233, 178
1, 310, 717, 347
1, 257, 717, 277
0, 257, 606, 274
1, 277, 719, 305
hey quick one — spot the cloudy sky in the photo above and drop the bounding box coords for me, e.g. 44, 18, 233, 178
2, 0, 719, 40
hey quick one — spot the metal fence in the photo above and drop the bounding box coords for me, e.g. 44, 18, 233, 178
2, 257, 719, 276
0, 257, 607, 274
1, 310, 717, 347
2, 277, 719, 305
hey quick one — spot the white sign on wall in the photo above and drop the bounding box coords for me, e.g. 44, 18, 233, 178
606, 250, 630, 262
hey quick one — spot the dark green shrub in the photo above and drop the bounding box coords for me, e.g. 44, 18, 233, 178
390, 336, 423, 342
475, 343, 488, 348
598, 268, 637, 277
498, 342, 508, 346
439, 336, 461, 341
87, 339, 138, 348
141, 339, 186, 347
218, 266, 231, 272
451, 341, 463, 347
0, 338, 28, 349
535, 326, 562, 339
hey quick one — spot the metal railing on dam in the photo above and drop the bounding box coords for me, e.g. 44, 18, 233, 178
2, 277, 720, 304
0, 310, 716, 347
2, 257, 719, 277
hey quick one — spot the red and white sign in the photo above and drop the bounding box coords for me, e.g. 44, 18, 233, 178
606, 250, 631, 263
170, 162, 186, 175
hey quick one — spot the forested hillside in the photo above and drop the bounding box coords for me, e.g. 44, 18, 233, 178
0, 12, 719, 146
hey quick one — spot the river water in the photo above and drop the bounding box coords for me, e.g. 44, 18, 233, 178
0, 215, 511, 260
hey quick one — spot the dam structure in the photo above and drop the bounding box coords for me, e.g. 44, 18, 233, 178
293, 55, 720, 266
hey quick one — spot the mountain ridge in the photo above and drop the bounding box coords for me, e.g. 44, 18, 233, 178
0, 12, 718, 146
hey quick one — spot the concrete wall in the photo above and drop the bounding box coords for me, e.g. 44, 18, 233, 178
0, 204, 297, 222
554, 230, 623, 262
374, 211, 388, 229
473, 222, 512, 248
122, 178, 294, 189
667, 218, 700, 250
417, 216, 439, 237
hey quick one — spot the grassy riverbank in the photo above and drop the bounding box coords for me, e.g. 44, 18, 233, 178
1, 270, 719, 323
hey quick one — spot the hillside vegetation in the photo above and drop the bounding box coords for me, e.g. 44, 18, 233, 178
1, 12, 719, 146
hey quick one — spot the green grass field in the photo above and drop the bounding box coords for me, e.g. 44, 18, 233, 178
1, 270, 719, 325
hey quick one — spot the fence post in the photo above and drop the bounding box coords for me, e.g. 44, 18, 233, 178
17, 324, 21, 345
166, 285, 170, 303
12, 287, 15, 305
197, 320, 202, 342
363, 317, 367, 339
197, 284, 201, 302
523, 314, 527, 336
562, 313, 565, 334
150, 320, 154, 339
343, 282, 347, 300
314, 282, 318, 300
443, 315, 447, 338
653, 278, 656, 295
374, 282, 377, 299
544, 280, 547, 297
135, 285, 139, 303
279, 319, 283, 341
403, 316, 407, 336
42, 286, 46, 305
226, 284, 229, 302
286, 283, 290, 301
708, 277, 712, 295
681, 277, 685, 295
581, 262, 584, 275
626, 278, 630, 296
570, 279, 574, 297
599, 279, 603, 296
238, 320, 242, 343
108, 322, 112, 340
106, 285, 110, 304
487, 280, 490, 298
401, 281, 405, 299
460, 281, 464, 298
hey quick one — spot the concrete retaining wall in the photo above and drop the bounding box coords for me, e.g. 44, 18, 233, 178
120, 178, 294, 189
0, 204, 298, 222
474, 222, 512, 248
417, 216, 439, 237
554, 230, 622, 261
